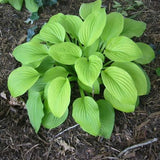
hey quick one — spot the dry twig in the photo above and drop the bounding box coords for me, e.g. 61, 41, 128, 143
118, 138, 158, 157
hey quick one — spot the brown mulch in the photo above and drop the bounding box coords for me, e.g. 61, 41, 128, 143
0, 0, 160, 159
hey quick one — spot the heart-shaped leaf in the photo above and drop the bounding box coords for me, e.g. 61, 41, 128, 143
26, 91, 44, 133
101, 12, 124, 42
79, 0, 102, 19
13, 42, 48, 65
112, 62, 150, 95
72, 96, 101, 136
120, 18, 146, 38
78, 79, 100, 94
135, 42, 155, 64
101, 66, 137, 105
42, 101, 68, 129
79, 8, 106, 47
40, 22, 65, 43
97, 99, 115, 139
49, 42, 82, 65
105, 36, 142, 62
8, 66, 40, 97
43, 66, 68, 82
75, 55, 102, 87
47, 77, 71, 118
63, 15, 82, 38
104, 89, 136, 112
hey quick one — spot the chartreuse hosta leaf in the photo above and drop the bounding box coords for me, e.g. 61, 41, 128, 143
105, 36, 142, 62
135, 42, 155, 64
47, 77, 71, 118
25, 0, 39, 12
120, 18, 146, 38
48, 13, 65, 25
79, 8, 106, 47
79, 0, 102, 19
63, 15, 82, 38
8, 0, 23, 10
43, 66, 68, 82
13, 42, 48, 65
97, 100, 115, 139
8, 66, 40, 97
36, 56, 55, 73
101, 66, 137, 105
83, 39, 99, 57
112, 62, 150, 95
75, 55, 102, 87
26, 91, 44, 133
40, 22, 65, 44
49, 42, 82, 65
104, 89, 136, 112
72, 96, 101, 136
42, 101, 68, 129
78, 80, 100, 94
101, 12, 124, 42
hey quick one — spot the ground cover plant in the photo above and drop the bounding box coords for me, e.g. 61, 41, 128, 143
0, 0, 57, 13
7, 0, 155, 138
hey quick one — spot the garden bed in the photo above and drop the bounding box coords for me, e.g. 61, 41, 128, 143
0, 0, 160, 159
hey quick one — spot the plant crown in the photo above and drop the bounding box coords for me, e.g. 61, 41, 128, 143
8, 0, 155, 138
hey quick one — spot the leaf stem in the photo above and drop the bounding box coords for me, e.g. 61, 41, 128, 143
79, 88, 85, 98
104, 61, 113, 67
68, 76, 77, 82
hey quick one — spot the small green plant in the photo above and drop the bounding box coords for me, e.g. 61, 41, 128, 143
0, 0, 57, 13
113, 0, 144, 17
8, 0, 155, 138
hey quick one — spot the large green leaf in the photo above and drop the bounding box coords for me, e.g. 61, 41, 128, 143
101, 12, 124, 42
104, 36, 142, 62
26, 91, 44, 133
43, 66, 68, 82
13, 42, 48, 65
79, 8, 106, 47
36, 56, 55, 73
47, 77, 71, 118
8, 66, 40, 97
48, 13, 65, 25
135, 42, 155, 64
112, 62, 150, 95
42, 102, 68, 129
63, 15, 82, 38
101, 66, 137, 105
40, 22, 65, 43
104, 89, 136, 112
49, 42, 82, 65
79, 0, 102, 19
120, 18, 146, 38
83, 39, 99, 57
72, 96, 101, 136
97, 100, 115, 139
25, 0, 39, 12
8, 0, 23, 10
78, 79, 100, 94
75, 55, 102, 87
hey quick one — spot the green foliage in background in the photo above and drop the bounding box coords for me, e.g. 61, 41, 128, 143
0, 0, 57, 13
8, 0, 155, 138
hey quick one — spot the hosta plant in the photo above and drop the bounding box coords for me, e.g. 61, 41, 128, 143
8, 0, 155, 138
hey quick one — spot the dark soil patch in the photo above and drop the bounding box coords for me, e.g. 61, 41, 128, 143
0, 0, 160, 159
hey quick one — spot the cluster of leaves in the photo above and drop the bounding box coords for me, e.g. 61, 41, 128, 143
113, 0, 144, 17
8, 0, 155, 138
0, 0, 57, 13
